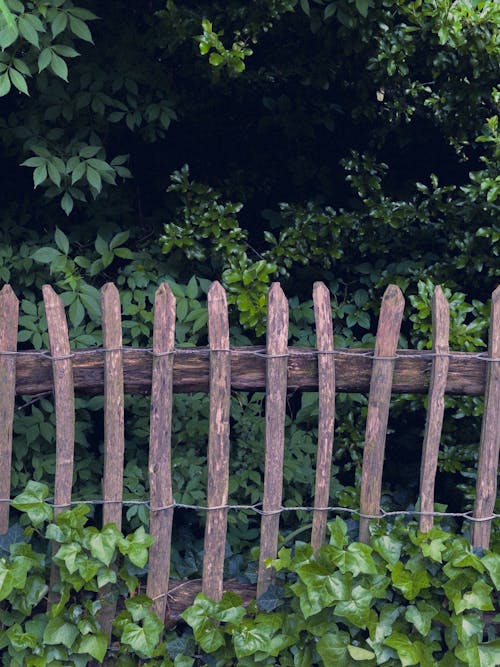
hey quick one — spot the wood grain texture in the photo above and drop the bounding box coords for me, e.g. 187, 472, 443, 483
100, 283, 125, 638
257, 283, 289, 598
7, 347, 488, 396
0, 286, 18, 533
146, 283, 176, 620
311, 282, 335, 551
359, 285, 405, 543
43, 286, 75, 514
43, 285, 75, 606
101, 283, 125, 530
202, 282, 231, 601
472, 286, 500, 549
419, 287, 450, 533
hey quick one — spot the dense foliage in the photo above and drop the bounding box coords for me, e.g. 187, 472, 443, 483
0, 1, 498, 661
2, 487, 499, 665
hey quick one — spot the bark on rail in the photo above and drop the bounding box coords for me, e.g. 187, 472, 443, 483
12, 347, 486, 396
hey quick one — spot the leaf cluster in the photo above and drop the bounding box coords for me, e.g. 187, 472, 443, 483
182, 518, 500, 666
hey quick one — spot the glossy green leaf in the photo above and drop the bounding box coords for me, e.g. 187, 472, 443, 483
50, 52, 68, 81
75, 632, 108, 662
9, 68, 28, 95
0, 71, 11, 95
69, 15, 93, 43
61, 192, 74, 215
43, 617, 79, 649
51, 11, 68, 38
18, 15, 38, 47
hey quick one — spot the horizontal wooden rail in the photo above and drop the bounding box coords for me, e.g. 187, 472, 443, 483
8, 347, 489, 396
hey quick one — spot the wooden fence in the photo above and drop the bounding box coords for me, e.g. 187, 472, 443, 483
0, 281, 498, 624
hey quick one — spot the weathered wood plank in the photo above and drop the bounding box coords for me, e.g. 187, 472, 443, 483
359, 285, 405, 543
101, 283, 125, 530
100, 283, 125, 638
202, 282, 231, 601
419, 287, 450, 533
311, 282, 335, 551
43, 286, 75, 515
472, 286, 500, 549
0, 286, 18, 534
43, 285, 75, 606
257, 283, 289, 598
146, 283, 176, 620
9, 347, 488, 396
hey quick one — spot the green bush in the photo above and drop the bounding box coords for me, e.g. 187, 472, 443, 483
2, 484, 498, 666
183, 517, 500, 666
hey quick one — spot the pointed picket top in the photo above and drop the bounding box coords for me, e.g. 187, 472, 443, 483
0, 285, 18, 533
152, 282, 176, 350
147, 281, 176, 620
359, 284, 405, 543
419, 285, 450, 533
42, 284, 75, 514
203, 280, 231, 601
311, 281, 335, 551
258, 282, 289, 597
473, 285, 500, 548
208, 281, 230, 350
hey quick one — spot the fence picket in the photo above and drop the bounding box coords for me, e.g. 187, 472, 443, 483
43, 285, 75, 514
43, 285, 75, 605
473, 285, 500, 549
257, 283, 289, 597
202, 282, 231, 601
100, 283, 125, 637
419, 286, 450, 533
147, 283, 176, 620
359, 285, 405, 543
311, 282, 335, 551
101, 283, 125, 530
0, 285, 18, 534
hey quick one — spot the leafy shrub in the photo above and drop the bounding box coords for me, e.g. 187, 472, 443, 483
183, 517, 500, 666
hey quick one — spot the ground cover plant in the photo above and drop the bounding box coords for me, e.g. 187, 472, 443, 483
1, 485, 499, 665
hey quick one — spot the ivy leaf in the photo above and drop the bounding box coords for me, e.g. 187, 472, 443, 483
76, 632, 108, 662
452, 579, 494, 614
43, 617, 79, 649
11, 481, 52, 525
404, 601, 438, 636
233, 623, 271, 658
391, 561, 431, 600
89, 524, 121, 566
317, 632, 353, 667
384, 632, 420, 667
121, 614, 163, 657
482, 553, 500, 590
455, 639, 500, 667
334, 584, 373, 629
372, 534, 401, 565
